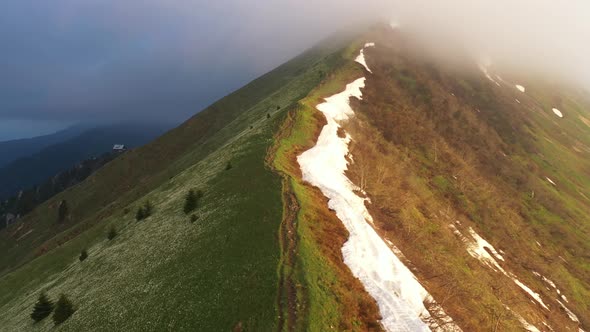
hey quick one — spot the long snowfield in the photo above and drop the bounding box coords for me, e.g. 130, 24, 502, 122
298, 44, 460, 332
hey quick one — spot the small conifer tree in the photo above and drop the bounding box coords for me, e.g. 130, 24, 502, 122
57, 200, 68, 223
143, 201, 153, 217
52, 294, 75, 325
135, 201, 153, 221
79, 249, 88, 262
107, 226, 117, 240
31, 293, 54, 322
183, 190, 197, 214
135, 206, 145, 221
225, 161, 232, 170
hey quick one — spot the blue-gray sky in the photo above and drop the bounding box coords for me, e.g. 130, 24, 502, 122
2, 0, 590, 140
0, 0, 390, 140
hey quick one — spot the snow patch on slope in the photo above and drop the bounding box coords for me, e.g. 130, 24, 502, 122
505, 305, 541, 332
552, 108, 563, 118
558, 299, 579, 322
478, 61, 501, 87
466, 227, 505, 263
298, 76, 459, 331
516, 313, 541, 332
450, 225, 549, 310
355, 43, 375, 73
511, 278, 549, 310
516, 85, 526, 92
532, 271, 557, 290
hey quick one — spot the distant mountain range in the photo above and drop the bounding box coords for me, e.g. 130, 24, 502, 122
0, 125, 88, 168
0, 123, 170, 200
0, 151, 119, 230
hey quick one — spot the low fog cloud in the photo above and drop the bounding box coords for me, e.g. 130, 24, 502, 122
392, 0, 590, 86
1, 0, 589, 131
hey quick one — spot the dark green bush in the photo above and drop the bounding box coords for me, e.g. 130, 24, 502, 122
183, 189, 203, 214
31, 293, 54, 322
57, 200, 68, 223
79, 249, 88, 262
52, 294, 75, 325
136, 201, 154, 221
107, 226, 117, 240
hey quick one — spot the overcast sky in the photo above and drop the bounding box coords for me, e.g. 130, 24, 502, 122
0, 0, 389, 140
1, 0, 589, 140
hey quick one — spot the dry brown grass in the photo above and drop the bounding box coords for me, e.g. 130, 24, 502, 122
339, 26, 589, 331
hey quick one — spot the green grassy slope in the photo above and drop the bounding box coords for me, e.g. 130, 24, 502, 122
0, 35, 349, 331
0, 36, 348, 276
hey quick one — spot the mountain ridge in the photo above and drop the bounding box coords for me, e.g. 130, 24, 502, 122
0, 25, 588, 331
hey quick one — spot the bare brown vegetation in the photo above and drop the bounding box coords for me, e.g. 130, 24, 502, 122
340, 27, 590, 331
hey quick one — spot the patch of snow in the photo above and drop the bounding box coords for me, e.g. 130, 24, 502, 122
298, 77, 460, 331
466, 227, 505, 263
561, 294, 569, 303
449, 224, 463, 237
516, 99, 521, 104
552, 108, 563, 118
347, 153, 354, 163
453, 227, 550, 310
507, 306, 540, 332
532, 271, 557, 289
557, 299, 579, 322
478, 62, 501, 86
542, 321, 554, 331
536, 241, 541, 247
543, 276, 556, 289
546, 177, 556, 186
511, 277, 549, 310
355, 43, 375, 73
516, 85, 526, 92
519, 319, 541, 332
450, 226, 506, 272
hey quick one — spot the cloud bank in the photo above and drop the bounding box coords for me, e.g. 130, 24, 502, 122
392, 0, 590, 86
1, 0, 589, 134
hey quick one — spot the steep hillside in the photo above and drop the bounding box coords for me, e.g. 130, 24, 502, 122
343, 27, 590, 330
0, 33, 355, 331
271, 25, 589, 331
